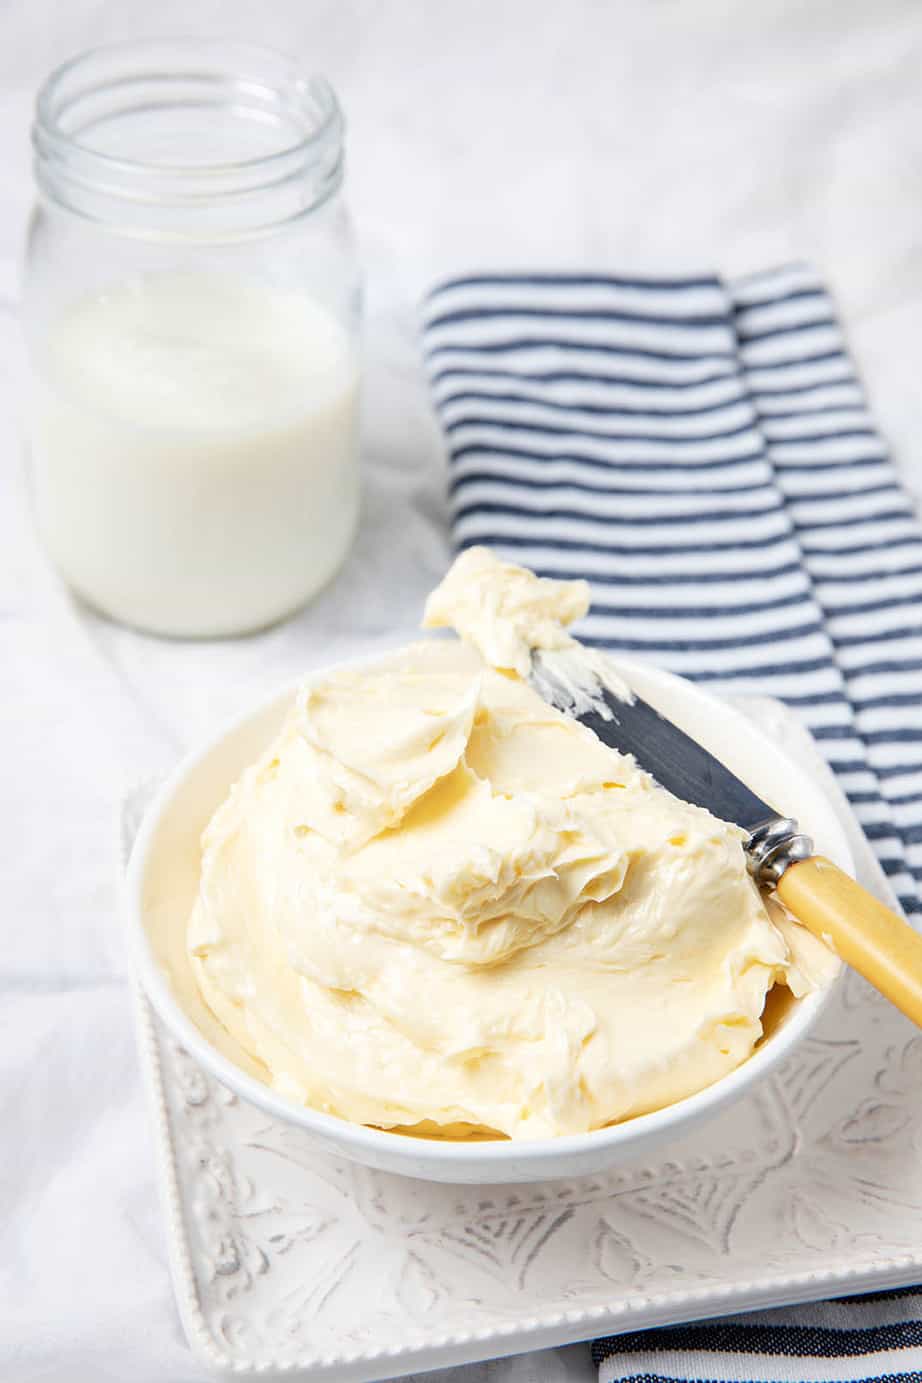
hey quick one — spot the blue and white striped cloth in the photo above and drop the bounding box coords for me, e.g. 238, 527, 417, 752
422, 264, 922, 918
589, 1287, 922, 1382
421, 265, 922, 1380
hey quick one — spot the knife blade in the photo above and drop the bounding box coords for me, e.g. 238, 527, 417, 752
528, 649, 806, 886
534, 657, 774, 833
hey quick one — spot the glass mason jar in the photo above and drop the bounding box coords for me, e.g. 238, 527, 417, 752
23, 39, 361, 637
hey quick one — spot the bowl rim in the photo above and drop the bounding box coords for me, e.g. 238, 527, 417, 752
124, 650, 851, 1172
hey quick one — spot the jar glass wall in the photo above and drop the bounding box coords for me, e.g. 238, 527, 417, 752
23, 39, 362, 637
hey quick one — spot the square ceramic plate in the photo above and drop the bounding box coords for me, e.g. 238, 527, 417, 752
125, 698, 922, 1381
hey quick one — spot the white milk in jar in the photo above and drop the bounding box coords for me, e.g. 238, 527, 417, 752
31, 272, 360, 637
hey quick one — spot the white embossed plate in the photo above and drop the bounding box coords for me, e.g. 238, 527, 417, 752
126, 699, 922, 1381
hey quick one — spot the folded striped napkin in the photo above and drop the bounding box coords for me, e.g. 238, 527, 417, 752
421, 265, 922, 1377
422, 264, 922, 918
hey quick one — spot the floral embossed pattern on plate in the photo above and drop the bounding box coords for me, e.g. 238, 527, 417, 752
128, 699, 922, 1380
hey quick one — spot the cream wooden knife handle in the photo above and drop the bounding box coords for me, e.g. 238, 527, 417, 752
776, 855, 922, 1028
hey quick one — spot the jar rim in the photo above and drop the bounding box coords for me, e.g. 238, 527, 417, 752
34, 37, 342, 177
31, 38, 346, 238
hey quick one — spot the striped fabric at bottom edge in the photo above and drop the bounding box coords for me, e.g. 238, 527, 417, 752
592, 1287, 922, 1382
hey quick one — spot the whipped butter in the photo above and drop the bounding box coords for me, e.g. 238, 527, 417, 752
187, 549, 837, 1138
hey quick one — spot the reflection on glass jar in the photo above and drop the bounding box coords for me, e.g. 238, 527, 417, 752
23, 39, 362, 637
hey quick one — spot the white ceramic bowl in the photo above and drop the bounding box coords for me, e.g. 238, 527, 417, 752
126, 652, 852, 1184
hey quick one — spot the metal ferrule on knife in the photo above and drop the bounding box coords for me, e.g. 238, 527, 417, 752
745, 818, 814, 887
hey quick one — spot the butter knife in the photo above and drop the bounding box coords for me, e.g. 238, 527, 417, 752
532, 651, 922, 1028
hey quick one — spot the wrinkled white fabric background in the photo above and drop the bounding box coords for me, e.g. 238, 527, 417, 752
3, 2, 922, 1379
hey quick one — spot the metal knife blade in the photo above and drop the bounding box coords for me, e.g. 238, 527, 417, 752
531, 653, 776, 833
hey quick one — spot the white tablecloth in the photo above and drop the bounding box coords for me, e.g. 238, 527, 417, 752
4, 2, 922, 1378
